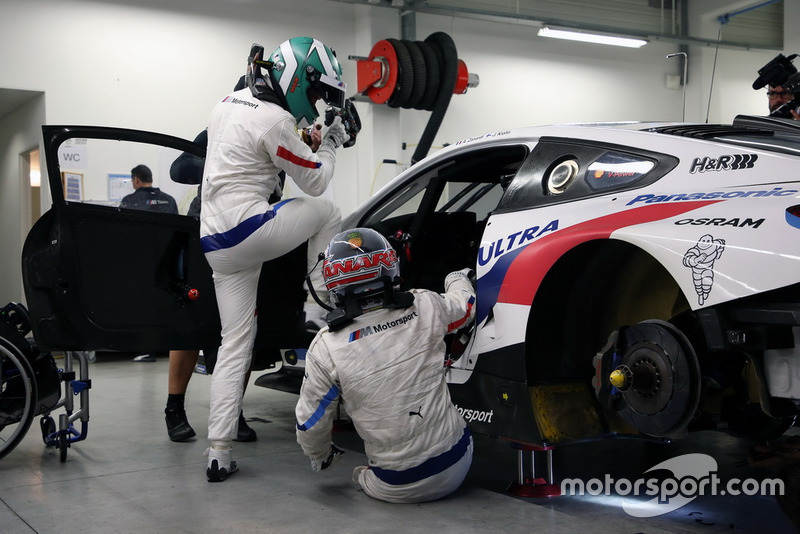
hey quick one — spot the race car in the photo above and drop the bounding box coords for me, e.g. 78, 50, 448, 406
20, 115, 800, 449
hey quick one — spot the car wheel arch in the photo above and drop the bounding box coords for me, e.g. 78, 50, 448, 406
524, 238, 690, 384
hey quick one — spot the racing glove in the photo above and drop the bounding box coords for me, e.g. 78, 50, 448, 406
445, 268, 476, 291
309, 443, 345, 472
319, 115, 347, 152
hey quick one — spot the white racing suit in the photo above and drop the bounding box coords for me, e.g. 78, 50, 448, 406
296, 272, 476, 503
201, 88, 341, 447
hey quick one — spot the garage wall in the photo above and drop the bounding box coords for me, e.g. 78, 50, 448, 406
0, 0, 790, 304
0, 95, 46, 305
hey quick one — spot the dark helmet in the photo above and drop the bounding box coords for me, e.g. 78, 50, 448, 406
322, 228, 400, 308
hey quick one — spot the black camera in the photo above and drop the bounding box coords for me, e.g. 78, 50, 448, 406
325, 97, 361, 148
769, 72, 800, 118
753, 53, 798, 90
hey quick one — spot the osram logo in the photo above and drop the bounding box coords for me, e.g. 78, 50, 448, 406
689, 154, 757, 174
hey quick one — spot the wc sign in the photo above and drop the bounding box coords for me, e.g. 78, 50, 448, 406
58, 138, 88, 169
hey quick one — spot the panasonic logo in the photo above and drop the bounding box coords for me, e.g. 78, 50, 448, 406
626, 187, 796, 206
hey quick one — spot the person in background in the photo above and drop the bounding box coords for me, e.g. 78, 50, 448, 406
164, 349, 256, 442
767, 84, 796, 115
753, 53, 800, 120
120, 164, 178, 362
120, 164, 178, 214
200, 37, 348, 482
296, 228, 476, 503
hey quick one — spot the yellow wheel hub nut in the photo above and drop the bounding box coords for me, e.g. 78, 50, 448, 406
609, 369, 628, 389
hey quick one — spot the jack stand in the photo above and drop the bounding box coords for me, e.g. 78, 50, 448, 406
506, 443, 561, 498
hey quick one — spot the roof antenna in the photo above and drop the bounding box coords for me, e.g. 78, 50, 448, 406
706, 0, 781, 122
666, 52, 688, 121
705, 25, 723, 123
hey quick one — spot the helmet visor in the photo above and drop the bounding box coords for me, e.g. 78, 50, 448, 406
313, 72, 347, 108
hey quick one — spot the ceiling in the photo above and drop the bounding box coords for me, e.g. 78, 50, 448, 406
0, 1, 784, 121
334, 0, 784, 50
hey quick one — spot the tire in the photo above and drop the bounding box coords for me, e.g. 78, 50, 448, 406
59, 431, 68, 462
40, 416, 56, 446
0, 338, 37, 461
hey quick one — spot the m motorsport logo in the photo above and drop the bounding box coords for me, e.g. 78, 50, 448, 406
348, 311, 419, 342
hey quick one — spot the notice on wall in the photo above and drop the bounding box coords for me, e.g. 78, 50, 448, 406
61, 172, 83, 201
57, 138, 88, 170
108, 173, 133, 202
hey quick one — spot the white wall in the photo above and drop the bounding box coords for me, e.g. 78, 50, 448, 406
0, 94, 46, 305
0, 0, 791, 303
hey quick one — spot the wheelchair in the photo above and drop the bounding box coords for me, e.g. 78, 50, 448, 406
0, 302, 90, 462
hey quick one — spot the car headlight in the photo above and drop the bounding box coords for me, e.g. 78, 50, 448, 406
547, 159, 579, 194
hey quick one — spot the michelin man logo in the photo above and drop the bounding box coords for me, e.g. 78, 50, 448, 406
682, 234, 725, 305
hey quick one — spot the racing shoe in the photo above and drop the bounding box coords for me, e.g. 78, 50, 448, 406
206, 447, 238, 482
234, 412, 257, 442
165, 408, 196, 442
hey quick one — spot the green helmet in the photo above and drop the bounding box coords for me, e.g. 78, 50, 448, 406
266, 36, 346, 127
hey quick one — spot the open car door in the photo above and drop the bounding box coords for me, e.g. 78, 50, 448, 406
22, 126, 221, 353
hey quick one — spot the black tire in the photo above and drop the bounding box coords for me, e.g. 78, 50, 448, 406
59, 431, 68, 462
40, 416, 56, 446
0, 338, 37, 461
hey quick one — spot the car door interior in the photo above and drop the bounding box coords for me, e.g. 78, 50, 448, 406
368, 145, 528, 292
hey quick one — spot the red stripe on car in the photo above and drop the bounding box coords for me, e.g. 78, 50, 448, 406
497, 201, 721, 306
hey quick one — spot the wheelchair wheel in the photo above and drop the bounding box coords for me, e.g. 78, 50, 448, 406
40, 416, 56, 446
0, 338, 37, 461
58, 431, 68, 462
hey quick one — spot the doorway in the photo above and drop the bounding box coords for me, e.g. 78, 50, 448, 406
20, 147, 41, 238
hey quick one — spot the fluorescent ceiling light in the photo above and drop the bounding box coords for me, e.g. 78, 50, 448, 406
538, 27, 647, 48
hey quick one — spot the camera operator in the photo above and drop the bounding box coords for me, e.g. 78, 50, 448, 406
753, 53, 800, 120
769, 72, 800, 120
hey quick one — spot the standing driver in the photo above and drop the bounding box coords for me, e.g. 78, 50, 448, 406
295, 228, 476, 503
200, 37, 349, 482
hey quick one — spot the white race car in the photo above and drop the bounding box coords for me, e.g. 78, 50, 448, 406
20, 114, 800, 449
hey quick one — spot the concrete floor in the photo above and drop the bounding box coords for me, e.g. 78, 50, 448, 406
0, 353, 796, 533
